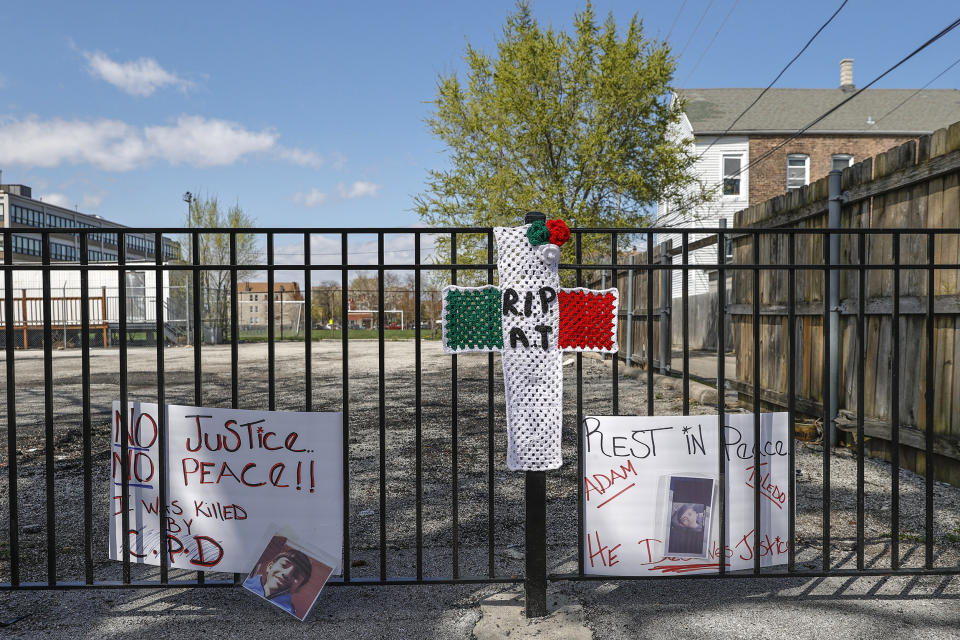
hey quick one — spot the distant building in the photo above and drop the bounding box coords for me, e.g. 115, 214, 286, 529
238, 281, 303, 330
0, 182, 183, 347
657, 59, 960, 299
0, 182, 180, 264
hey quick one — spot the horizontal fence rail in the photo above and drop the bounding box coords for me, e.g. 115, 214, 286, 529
1, 225, 958, 599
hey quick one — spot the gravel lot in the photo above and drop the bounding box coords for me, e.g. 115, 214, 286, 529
0, 340, 958, 636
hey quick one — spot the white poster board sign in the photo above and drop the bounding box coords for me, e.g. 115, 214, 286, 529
582, 413, 790, 575
109, 402, 343, 574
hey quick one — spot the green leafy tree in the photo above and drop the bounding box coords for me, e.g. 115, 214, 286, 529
415, 1, 704, 280
178, 194, 259, 343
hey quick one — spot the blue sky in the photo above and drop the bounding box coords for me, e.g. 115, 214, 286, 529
1, 0, 958, 233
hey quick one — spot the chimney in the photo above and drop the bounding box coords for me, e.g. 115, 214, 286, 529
840, 58, 855, 92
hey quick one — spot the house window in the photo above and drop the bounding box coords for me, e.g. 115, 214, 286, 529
722, 155, 742, 196
787, 154, 809, 190
831, 154, 854, 171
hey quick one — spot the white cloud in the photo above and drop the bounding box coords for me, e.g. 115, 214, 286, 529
80, 193, 104, 209
277, 147, 324, 168
329, 152, 348, 170
0, 115, 325, 171
39, 192, 72, 208
83, 50, 191, 96
144, 115, 276, 167
273, 231, 440, 269
293, 188, 329, 207
338, 180, 381, 199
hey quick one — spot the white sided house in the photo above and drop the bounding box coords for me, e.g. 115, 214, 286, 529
656, 59, 960, 348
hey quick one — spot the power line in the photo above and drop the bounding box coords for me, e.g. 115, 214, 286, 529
676, 0, 715, 60
681, 0, 740, 86
691, 0, 849, 164
665, 0, 689, 42
665, 14, 960, 222
871, 54, 960, 128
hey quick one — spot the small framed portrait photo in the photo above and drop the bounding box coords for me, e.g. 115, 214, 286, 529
663, 475, 716, 558
243, 533, 336, 621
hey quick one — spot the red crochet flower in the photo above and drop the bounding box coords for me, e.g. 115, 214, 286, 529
546, 219, 570, 247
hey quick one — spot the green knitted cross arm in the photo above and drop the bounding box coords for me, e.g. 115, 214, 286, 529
442, 285, 503, 352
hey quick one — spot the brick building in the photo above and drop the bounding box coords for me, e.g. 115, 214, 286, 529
657, 59, 960, 300
238, 281, 303, 330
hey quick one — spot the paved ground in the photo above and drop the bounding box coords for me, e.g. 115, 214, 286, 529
1, 574, 958, 639
1, 341, 958, 638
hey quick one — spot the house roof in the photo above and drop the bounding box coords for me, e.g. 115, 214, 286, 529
678, 88, 960, 135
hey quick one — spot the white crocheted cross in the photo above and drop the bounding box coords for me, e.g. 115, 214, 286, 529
441, 218, 619, 471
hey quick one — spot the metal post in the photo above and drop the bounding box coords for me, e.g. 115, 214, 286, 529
523, 211, 547, 618
660, 242, 671, 374
626, 254, 634, 367
62, 283, 67, 348
828, 169, 841, 446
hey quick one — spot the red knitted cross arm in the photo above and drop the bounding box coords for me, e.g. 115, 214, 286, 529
558, 289, 617, 350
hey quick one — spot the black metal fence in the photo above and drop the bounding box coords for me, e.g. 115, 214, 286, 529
1, 226, 958, 618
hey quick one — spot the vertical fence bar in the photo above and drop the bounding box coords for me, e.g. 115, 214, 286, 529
450, 232, 459, 580
891, 232, 900, 569
340, 233, 351, 582
414, 233, 423, 581
378, 233, 387, 581
682, 232, 689, 414
117, 231, 131, 583
717, 225, 726, 576
267, 234, 275, 412
822, 230, 832, 573
230, 233, 239, 410
487, 230, 496, 578
5, 229, 20, 586
787, 232, 796, 572
576, 231, 584, 576
192, 232, 202, 406
856, 232, 866, 571
80, 233, 93, 584
924, 232, 935, 569
41, 232, 56, 585
304, 233, 312, 412
230, 232, 240, 585
154, 233, 169, 584
752, 232, 761, 575
646, 234, 654, 415
660, 247, 670, 375
626, 255, 634, 366
611, 233, 619, 415
190, 232, 204, 585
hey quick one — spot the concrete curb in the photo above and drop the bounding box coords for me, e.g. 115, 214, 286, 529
472, 590, 592, 640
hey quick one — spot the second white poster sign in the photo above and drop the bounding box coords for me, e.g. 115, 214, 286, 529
582, 413, 791, 575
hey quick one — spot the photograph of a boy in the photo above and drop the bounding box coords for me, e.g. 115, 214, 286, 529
244, 535, 334, 620
668, 502, 706, 555
664, 476, 714, 557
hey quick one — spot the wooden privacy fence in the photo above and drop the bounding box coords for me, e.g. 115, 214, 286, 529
731, 120, 960, 484
615, 240, 672, 372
